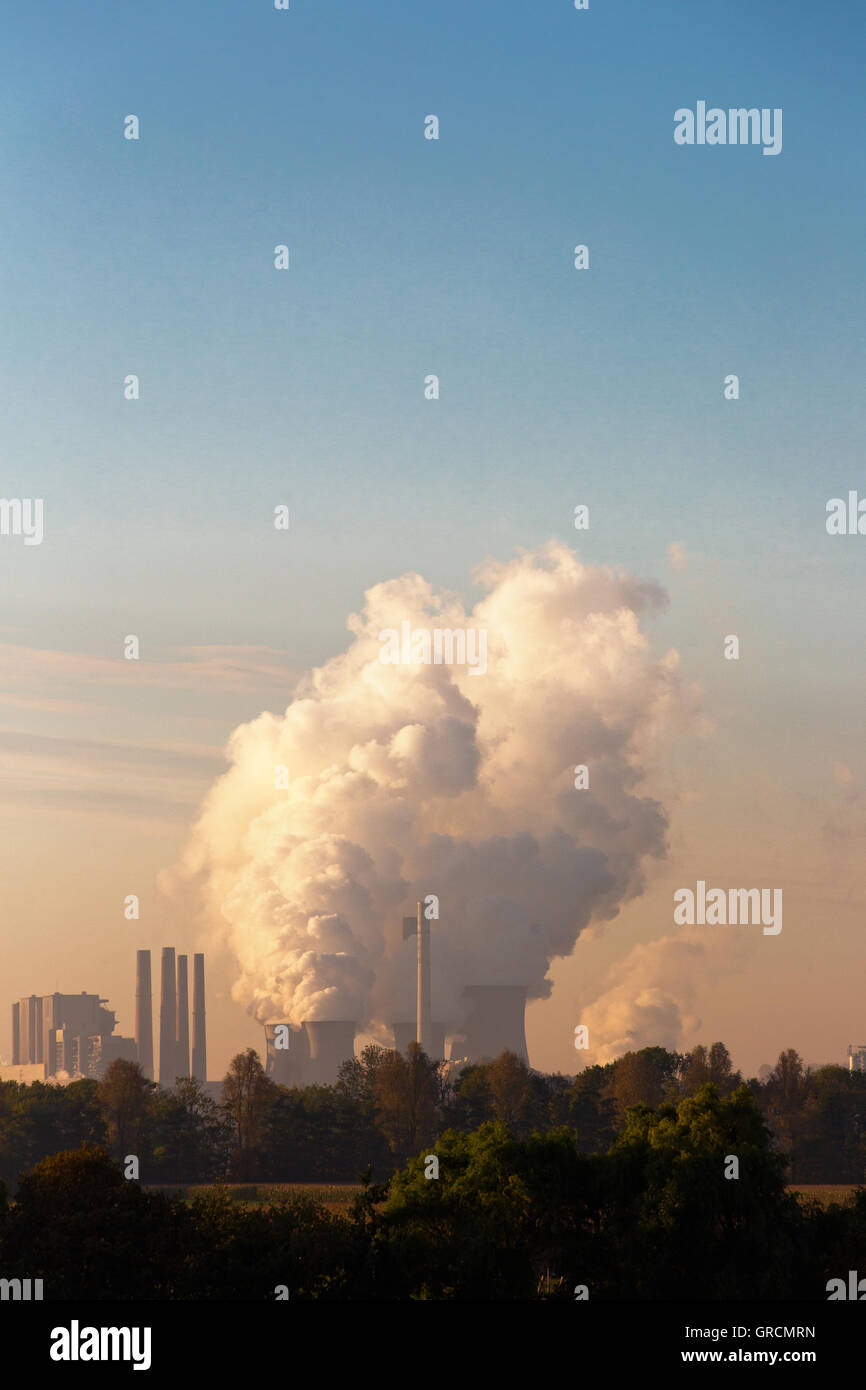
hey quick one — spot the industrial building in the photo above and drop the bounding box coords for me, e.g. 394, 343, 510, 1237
392, 1021, 446, 1060
263, 1019, 358, 1087
7, 992, 136, 1082
5, 947, 208, 1087
452, 985, 529, 1065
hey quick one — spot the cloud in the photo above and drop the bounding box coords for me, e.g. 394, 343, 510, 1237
0, 643, 300, 695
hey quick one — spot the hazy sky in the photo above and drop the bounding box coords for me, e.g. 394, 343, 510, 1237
2, 0, 864, 1080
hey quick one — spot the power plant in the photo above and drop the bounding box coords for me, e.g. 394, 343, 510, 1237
259, 905, 530, 1085
5, 947, 208, 1087
5, 918, 526, 1089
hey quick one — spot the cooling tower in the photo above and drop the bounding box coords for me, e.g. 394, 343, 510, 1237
301, 1020, 356, 1085
459, 985, 529, 1065
263, 1021, 307, 1086
158, 947, 177, 1087
176, 954, 190, 1078
135, 950, 153, 1079
391, 1021, 446, 1060
191, 953, 206, 1082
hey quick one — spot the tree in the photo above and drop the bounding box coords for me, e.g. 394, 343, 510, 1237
221, 1049, 277, 1179
486, 1051, 546, 1135
98, 1060, 152, 1161
1, 1145, 180, 1299
147, 1076, 229, 1182
680, 1042, 741, 1098
379, 1122, 538, 1298
608, 1046, 681, 1122
607, 1083, 799, 1298
763, 1048, 808, 1159
373, 1043, 439, 1164
566, 1063, 618, 1152
447, 1063, 494, 1131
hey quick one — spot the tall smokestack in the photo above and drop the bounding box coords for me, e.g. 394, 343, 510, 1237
176, 954, 190, 1078
192, 953, 206, 1082
135, 950, 153, 1079
158, 947, 177, 1087
417, 900, 431, 1053
301, 1021, 356, 1086
403, 903, 432, 1054
459, 985, 529, 1065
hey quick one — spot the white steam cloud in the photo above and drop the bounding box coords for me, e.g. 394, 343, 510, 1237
178, 541, 698, 1037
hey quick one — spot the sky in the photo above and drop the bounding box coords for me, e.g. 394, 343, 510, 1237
1, 0, 865, 1081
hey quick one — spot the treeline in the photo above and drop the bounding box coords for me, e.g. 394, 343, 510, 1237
1, 1085, 865, 1299
0, 1041, 864, 1186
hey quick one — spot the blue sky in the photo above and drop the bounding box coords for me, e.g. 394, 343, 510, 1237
3, 0, 863, 657
1, 0, 864, 1075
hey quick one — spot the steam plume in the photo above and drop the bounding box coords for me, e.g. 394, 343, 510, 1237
178, 542, 697, 1032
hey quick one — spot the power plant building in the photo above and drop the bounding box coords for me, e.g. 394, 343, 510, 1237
452, 985, 529, 1065
263, 1019, 357, 1086
5, 947, 208, 1087
5, 992, 136, 1081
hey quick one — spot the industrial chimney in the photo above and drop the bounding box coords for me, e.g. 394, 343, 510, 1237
263, 1021, 307, 1085
301, 1021, 356, 1086
391, 1021, 445, 1060
135, 950, 153, 1079
402, 901, 432, 1053
459, 985, 529, 1065
176, 954, 190, 1078
158, 947, 177, 1087
191, 953, 206, 1082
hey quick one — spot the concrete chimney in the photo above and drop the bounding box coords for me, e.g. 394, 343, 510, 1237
301, 1021, 356, 1086
402, 902, 432, 1053
176, 954, 190, 1078
135, 950, 153, 1079
158, 947, 177, 1087
460, 985, 529, 1065
391, 1020, 445, 1060
263, 1021, 307, 1085
191, 953, 206, 1082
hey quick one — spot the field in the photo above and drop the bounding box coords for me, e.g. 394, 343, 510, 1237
143, 1181, 865, 1214
789, 1185, 864, 1208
